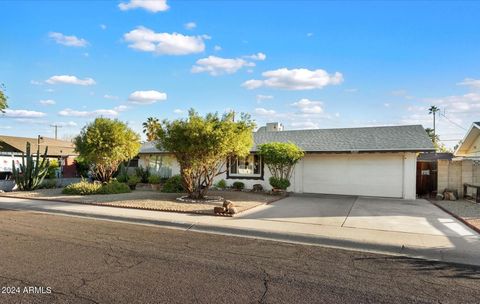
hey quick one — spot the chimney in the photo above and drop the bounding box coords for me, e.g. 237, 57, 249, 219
266, 122, 284, 132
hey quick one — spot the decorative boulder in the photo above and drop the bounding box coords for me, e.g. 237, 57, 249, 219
214, 206, 227, 214
223, 200, 234, 209
228, 207, 238, 215
252, 184, 263, 192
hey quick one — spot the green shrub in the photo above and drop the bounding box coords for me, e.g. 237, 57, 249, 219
135, 166, 150, 183
232, 181, 245, 190
62, 180, 102, 195
161, 175, 184, 193
127, 175, 141, 189
39, 179, 58, 189
62, 180, 130, 195
269, 177, 290, 190
47, 159, 59, 179
97, 180, 131, 194
148, 174, 161, 184
215, 179, 227, 189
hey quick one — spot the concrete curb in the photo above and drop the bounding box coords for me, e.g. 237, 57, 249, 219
189, 224, 480, 267
430, 200, 480, 234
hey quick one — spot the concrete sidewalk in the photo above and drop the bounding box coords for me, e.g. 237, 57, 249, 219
1, 195, 480, 266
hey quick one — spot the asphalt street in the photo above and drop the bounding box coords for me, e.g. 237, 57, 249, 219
0, 209, 479, 304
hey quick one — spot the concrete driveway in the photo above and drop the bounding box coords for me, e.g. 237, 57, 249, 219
240, 194, 477, 238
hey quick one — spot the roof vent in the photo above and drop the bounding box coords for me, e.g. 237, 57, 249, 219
266, 122, 284, 132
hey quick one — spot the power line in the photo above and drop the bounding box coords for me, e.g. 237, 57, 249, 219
438, 111, 467, 131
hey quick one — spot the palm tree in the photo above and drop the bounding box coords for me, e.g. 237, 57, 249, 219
428, 106, 440, 143
0, 83, 8, 113
142, 117, 160, 142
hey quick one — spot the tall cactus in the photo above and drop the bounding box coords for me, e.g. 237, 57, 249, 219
12, 142, 49, 191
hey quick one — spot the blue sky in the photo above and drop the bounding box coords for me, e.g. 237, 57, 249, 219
1, 0, 480, 147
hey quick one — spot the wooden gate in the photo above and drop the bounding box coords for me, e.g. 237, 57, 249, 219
416, 162, 437, 197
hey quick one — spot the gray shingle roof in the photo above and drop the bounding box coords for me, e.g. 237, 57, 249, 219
253, 125, 434, 152
139, 124, 435, 154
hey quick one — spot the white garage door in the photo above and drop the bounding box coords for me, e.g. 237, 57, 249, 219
302, 154, 404, 198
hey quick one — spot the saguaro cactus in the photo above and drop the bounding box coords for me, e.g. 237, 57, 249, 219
12, 142, 49, 191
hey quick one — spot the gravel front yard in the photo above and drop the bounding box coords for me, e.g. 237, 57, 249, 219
1, 189, 281, 216
435, 199, 480, 231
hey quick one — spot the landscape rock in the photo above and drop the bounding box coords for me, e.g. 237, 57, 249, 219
223, 200, 234, 208
214, 206, 227, 214
227, 207, 238, 214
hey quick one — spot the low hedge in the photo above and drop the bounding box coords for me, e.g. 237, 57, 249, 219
62, 180, 130, 195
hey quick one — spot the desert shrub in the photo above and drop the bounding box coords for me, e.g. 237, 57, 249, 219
135, 166, 150, 183
232, 181, 245, 190
97, 180, 131, 194
39, 179, 58, 189
269, 177, 290, 190
62, 180, 102, 195
148, 174, 161, 184
47, 159, 59, 179
62, 180, 130, 195
127, 175, 141, 189
215, 179, 227, 189
161, 175, 184, 193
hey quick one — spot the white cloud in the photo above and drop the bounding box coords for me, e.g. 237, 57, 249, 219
291, 98, 323, 114
46, 75, 96, 86
214, 45, 222, 51
104, 94, 119, 100
184, 22, 197, 30
100, 24, 107, 30
30, 80, 42, 85
39, 99, 56, 106
384, 103, 390, 107
119, 0, 169, 12
191, 56, 255, 76
55, 121, 78, 127
307, 33, 314, 37
128, 90, 167, 104
58, 108, 118, 117
173, 109, 184, 114
2, 109, 46, 118
245, 52, 266, 61
256, 94, 273, 102
457, 78, 480, 89
49, 32, 88, 47
114, 105, 129, 112
291, 121, 319, 129
425, 92, 480, 113
242, 68, 343, 90
124, 26, 206, 55
254, 108, 276, 116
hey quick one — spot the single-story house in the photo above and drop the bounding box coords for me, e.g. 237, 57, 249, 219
437, 122, 480, 198
137, 123, 434, 199
0, 135, 78, 179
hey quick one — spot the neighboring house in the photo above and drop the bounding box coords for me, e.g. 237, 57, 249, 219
138, 123, 434, 199
0, 135, 78, 179
437, 122, 480, 198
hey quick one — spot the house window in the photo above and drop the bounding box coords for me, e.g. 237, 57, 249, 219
229, 154, 262, 178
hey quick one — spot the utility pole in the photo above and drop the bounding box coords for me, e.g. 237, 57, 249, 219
50, 124, 62, 140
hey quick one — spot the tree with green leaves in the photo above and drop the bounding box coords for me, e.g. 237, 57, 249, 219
142, 117, 160, 141
425, 127, 449, 152
74, 118, 141, 183
0, 83, 8, 113
156, 110, 255, 199
257, 142, 304, 190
